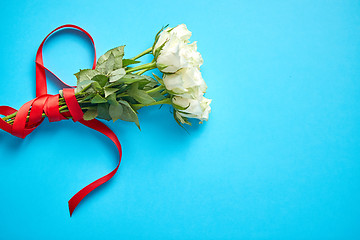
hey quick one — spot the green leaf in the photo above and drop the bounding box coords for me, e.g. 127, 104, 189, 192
137, 81, 147, 89
91, 81, 103, 92
97, 103, 112, 121
152, 73, 164, 84
141, 76, 158, 90
165, 89, 177, 95
74, 69, 100, 84
109, 68, 126, 82
154, 25, 169, 42
152, 25, 169, 56
75, 80, 94, 94
174, 111, 191, 131
92, 75, 108, 87
128, 83, 156, 105
105, 75, 149, 89
83, 108, 98, 121
142, 82, 158, 91
107, 93, 126, 123
97, 45, 124, 70
91, 94, 108, 104
115, 74, 148, 84
149, 91, 166, 101
97, 53, 116, 75
104, 87, 118, 98
109, 103, 123, 122
156, 63, 168, 71
172, 99, 190, 111
131, 104, 142, 111
153, 41, 167, 60
118, 100, 140, 129
143, 75, 158, 83
96, 63, 106, 75
134, 90, 156, 105
122, 59, 141, 67
83, 92, 97, 101
106, 93, 117, 105
105, 53, 116, 73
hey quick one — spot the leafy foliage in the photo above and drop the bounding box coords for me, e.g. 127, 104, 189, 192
73, 45, 167, 128
97, 46, 125, 72
128, 83, 155, 105
122, 59, 140, 67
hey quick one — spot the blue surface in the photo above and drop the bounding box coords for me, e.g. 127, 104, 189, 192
0, 0, 359, 239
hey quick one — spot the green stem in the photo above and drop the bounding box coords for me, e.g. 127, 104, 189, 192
136, 59, 157, 75
136, 69, 149, 75
7, 106, 71, 125
1, 82, 168, 124
146, 85, 164, 94
79, 84, 92, 93
130, 47, 152, 60
2, 112, 16, 122
133, 98, 171, 108
6, 101, 95, 125
126, 62, 157, 73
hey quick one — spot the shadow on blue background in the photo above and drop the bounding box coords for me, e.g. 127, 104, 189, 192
0, 0, 359, 239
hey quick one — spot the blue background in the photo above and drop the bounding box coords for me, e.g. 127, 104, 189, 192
0, 0, 359, 239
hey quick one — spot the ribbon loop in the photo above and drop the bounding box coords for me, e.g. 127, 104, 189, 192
35, 24, 97, 97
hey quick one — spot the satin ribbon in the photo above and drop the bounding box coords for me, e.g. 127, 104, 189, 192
0, 24, 122, 217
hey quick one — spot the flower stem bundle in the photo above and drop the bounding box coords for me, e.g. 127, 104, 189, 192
1, 24, 211, 128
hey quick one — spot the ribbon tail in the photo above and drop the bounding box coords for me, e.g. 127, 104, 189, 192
68, 119, 122, 217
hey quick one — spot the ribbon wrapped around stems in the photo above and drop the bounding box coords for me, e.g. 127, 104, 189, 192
0, 24, 122, 217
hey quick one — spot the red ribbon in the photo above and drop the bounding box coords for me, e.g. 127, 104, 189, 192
0, 24, 122, 217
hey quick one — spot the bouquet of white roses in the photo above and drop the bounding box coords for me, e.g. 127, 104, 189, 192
0, 24, 212, 216
1, 24, 212, 127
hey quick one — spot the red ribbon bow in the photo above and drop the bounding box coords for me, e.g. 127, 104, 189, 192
0, 24, 122, 216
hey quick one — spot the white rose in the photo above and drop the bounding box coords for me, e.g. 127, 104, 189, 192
163, 67, 207, 96
157, 41, 203, 73
171, 24, 192, 42
172, 96, 212, 122
153, 24, 191, 51
154, 28, 170, 52
154, 24, 203, 73
178, 42, 203, 69
156, 39, 183, 73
